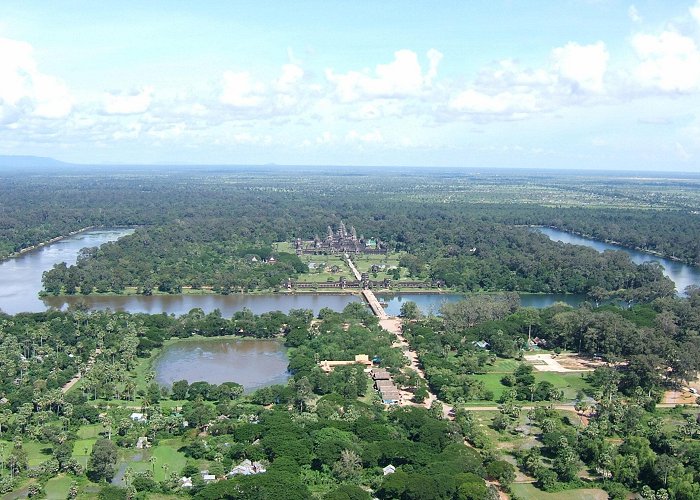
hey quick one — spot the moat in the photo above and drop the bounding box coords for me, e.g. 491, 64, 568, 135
2, 227, 699, 316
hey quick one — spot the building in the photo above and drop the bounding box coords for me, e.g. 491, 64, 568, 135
294, 222, 388, 255
319, 354, 373, 372
228, 459, 267, 476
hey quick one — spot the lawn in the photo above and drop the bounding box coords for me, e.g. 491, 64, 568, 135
468, 371, 591, 404
482, 358, 521, 374
510, 484, 609, 500
125, 439, 188, 481
23, 441, 53, 467
44, 474, 73, 500
72, 438, 96, 467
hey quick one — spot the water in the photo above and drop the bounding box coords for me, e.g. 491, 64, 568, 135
42, 292, 360, 316
3, 226, 698, 318
375, 292, 587, 316
0, 228, 134, 314
536, 227, 700, 295
153, 338, 290, 392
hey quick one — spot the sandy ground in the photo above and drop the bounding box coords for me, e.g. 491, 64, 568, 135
663, 388, 699, 405
524, 353, 599, 372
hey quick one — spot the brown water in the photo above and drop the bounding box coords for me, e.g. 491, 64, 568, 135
42, 292, 360, 316
152, 338, 290, 393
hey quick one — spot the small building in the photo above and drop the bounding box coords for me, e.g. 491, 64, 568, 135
229, 459, 267, 476
201, 471, 216, 482
180, 477, 193, 489
383, 464, 396, 476
130, 412, 147, 423
472, 340, 489, 350
371, 368, 391, 381
381, 391, 401, 404
135, 437, 150, 449
319, 354, 373, 372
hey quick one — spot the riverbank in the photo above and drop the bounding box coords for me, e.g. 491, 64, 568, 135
534, 224, 697, 266
44, 285, 450, 298
0, 225, 97, 262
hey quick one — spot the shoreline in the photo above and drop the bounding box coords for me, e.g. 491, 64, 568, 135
44, 288, 587, 299
532, 224, 698, 266
1, 225, 136, 263
1, 225, 96, 262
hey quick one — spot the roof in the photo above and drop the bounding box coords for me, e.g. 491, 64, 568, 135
371, 368, 391, 380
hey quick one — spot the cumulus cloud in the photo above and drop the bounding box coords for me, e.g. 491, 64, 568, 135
0, 37, 72, 124
691, 1, 700, 25
220, 71, 265, 107
103, 86, 153, 115
448, 89, 539, 115
632, 31, 700, 92
628, 5, 642, 23
346, 129, 383, 144
552, 41, 609, 93
445, 41, 608, 120
326, 49, 442, 102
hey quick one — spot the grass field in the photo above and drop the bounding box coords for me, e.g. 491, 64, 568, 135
124, 439, 188, 482
510, 484, 609, 500
44, 474, 73, 500
22, 441, 53, 467
468, 370, 591, 403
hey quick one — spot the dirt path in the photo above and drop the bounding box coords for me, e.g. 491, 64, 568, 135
61, 348, 101, 393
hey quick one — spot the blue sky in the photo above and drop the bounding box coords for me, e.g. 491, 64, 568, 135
2, 1, 700, 170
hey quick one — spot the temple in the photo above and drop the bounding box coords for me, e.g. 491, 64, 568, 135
294, 222, 388, 255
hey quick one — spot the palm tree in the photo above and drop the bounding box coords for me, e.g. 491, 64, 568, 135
149, 456, 157, 475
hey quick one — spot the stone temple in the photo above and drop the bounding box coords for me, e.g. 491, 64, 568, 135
294, 221, 388, 255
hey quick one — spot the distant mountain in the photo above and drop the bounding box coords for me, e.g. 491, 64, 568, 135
0, 155, 72, 168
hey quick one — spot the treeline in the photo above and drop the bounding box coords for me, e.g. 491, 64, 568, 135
3, 167, 700, 266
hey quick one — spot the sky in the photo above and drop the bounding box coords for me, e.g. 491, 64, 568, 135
2, 1, 700, 170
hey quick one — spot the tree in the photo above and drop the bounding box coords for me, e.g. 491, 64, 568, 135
332, 449, 362, 481
400, 301, 422, 320
87, 439, 118, 482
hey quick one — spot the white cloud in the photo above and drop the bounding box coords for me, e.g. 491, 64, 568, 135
691, 1, 700, 25
326, 49, 442, 102
632, 31, 700, 92
0, 37, 72, 124
628, 5, 642, 23
112, 122, 143, 141
445, 42, 608, 120
346, 129, 384, 144
276, 63, 304, 92
448, 89, 539, 115
103, 86, 153, 115
316, 131, 335, 144
220, 71, 265, 107
552, 41, 609, 93
675, 141, 691, 160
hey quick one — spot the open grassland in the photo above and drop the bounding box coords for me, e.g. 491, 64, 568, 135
510, 484, 609, 500
468, 371, 591, 404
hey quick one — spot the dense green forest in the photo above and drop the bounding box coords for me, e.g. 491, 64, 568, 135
2, 167, 700, 266
1, 167, 678, 300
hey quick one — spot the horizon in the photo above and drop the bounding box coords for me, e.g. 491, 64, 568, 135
2, 1, 700, 171
3, 154, 700, 178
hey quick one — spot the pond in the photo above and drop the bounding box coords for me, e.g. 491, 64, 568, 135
152, 338, 290, 393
